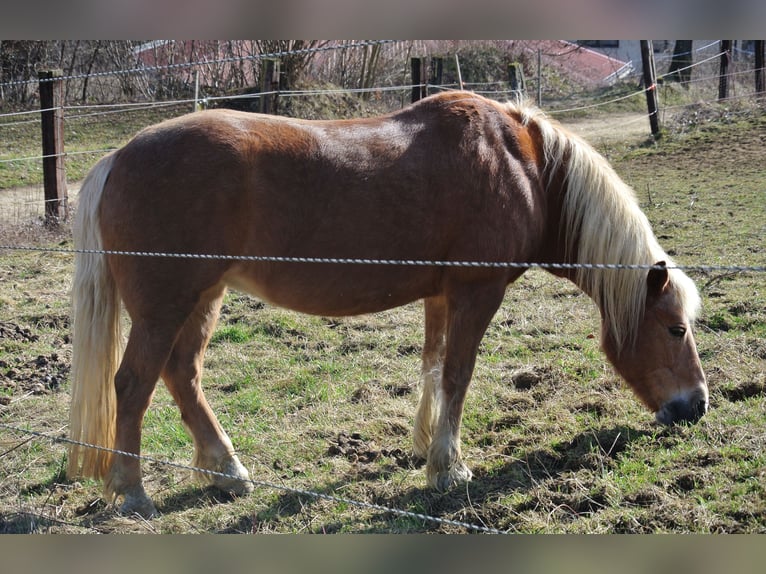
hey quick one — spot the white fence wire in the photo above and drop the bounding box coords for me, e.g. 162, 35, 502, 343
1, 245, 764, 275
0, 421, 508, 534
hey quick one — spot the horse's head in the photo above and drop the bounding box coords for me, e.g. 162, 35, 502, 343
601, 263, 708, 425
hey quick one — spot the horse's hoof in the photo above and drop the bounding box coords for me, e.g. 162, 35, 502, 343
119, 493, 159, 519
428, 462, 473, 492
212, 455, 254, 496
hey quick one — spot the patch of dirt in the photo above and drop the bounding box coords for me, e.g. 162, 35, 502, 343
327, 431, 411, 469
673, 471, 706, 492
395, 344, 420, 356
350, 380, 413, 403
509, 365, 559, 391
569, 399, 613, 418
0, 321, 39, 343
562, 112, 653, 148
0, 352, 69, 398
521, 473, 611, 519
339, 340, 378, 355
719, 379, 766, 402
565, 106, 766, 170
25, 313, 70, 331
624, 485, 669, 508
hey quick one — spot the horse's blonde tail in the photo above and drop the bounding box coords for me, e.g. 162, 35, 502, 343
67, 152, 122, 482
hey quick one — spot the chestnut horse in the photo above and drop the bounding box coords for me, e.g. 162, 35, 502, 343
68, 91, 708, 518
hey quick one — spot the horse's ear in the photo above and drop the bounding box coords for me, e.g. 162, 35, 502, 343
647, 261, 669, 297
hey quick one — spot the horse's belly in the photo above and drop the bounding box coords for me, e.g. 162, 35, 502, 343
223, 263, 439, 317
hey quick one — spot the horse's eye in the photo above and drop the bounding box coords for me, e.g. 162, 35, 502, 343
669, 326, 687, 338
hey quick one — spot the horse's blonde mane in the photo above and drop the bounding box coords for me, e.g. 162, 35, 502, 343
501, 98, 701, 352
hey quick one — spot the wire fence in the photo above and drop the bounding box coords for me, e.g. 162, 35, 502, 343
1, 39, 763, 267
2, 40, 399, 89
0, 40, 761, 118
0, 42, 761, 109
0, 39, 763, 255
1, 244, 765, 275
0, 421, 509, 534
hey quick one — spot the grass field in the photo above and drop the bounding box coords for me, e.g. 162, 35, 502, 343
0, 99, 764, 533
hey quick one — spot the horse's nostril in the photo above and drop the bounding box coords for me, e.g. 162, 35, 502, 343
656, 395, 708, 426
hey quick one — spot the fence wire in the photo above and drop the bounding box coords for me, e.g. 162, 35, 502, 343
2, 80, 763, 167
1, 244, 764, 274
0, 421, 509, 534
0, 40, 401, 90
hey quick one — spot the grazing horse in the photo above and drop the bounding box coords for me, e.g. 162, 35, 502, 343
68, 91, 708, 518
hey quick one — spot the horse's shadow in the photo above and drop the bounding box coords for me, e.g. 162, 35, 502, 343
155, 423, 656, 532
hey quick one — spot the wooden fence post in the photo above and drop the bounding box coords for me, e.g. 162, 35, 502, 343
536, 48, 542, 106
411, 57, 426, 103
259, 58, 280, 114
755, 40, 764, 96
39, 70, 67, 226
508, 62, 526, 95
429, 57, 443, 92
640, 41, 660, 137
454, 54, 463, 90
718, 40, 732, 101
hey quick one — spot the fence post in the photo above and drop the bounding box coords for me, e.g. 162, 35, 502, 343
536, 49, 542, 106
640, 41, 660, 137
454, 54, 463, 90
411, 57, 426, 103
39, 70, 67, 226
429, 57, 443, 92
193, 70, 201, 112
718, 40, 732, 100
755, 40, 764, 96
508, 62, 526, 96
259, 58, 280, 114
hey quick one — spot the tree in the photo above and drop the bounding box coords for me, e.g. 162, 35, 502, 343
254, 41, 326, 89
358, 42, 381, 100
0, 41, 53, 106
666, 40, 693, 84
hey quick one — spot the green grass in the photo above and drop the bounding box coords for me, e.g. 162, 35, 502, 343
0, 99, 764, 533
0, 105, 190, 190
210, 324, 256, 345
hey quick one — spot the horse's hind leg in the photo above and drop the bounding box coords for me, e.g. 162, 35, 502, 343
107, 315, 188, 518
414, 295, 447, 459
426, 281, 506, 491
160, 284, 253, 496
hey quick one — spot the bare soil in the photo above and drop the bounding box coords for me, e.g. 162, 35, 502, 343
561, 111, 654, 147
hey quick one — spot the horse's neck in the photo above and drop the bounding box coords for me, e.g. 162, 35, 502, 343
539, 168, 616, 319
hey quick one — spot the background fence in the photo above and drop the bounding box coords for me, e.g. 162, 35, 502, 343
1, 39, 765, 227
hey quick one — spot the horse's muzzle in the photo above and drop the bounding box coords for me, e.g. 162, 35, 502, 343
655, 391, 709, 425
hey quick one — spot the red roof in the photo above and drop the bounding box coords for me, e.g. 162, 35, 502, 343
517, 40, 632, 85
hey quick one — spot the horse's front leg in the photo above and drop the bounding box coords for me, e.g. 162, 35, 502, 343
425, 281, 506, 490
161, 286, 253, 496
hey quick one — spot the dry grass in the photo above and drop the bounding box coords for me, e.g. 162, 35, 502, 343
0, 103, 764, 534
